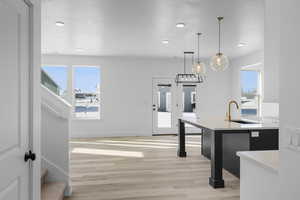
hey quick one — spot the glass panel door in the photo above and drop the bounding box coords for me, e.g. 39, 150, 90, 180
182, 85, 197, 119
157, 84, 172, 128
152, 78, 176, 134
182, 85, 197, 128
177, 84, 200, 133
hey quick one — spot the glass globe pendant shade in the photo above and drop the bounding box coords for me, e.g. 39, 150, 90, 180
210, 53, 229, 71
193, 61, 206, 75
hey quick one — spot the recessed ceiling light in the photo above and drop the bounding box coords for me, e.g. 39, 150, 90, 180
176, 23, 185, 28
55, 21, 65, 27
237, 42, 248, 47
162, 40, 169, 44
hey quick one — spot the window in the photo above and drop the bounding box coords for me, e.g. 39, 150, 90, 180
73, 66, 101, 119
157, 84, 172, 128
41, 66, 68, 101
240, 70, 261, 117
41, 65, 101, 120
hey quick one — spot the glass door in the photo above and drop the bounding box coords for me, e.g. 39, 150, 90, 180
152, 78, 177, 134
179, 84, 200, 133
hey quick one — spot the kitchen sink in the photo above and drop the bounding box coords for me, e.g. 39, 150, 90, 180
230, 119, 259, 124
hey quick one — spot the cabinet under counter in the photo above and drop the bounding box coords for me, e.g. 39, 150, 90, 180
237, 151, 279, 200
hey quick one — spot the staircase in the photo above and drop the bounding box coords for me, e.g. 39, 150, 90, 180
41, 85, 71, 200
41, 168, 66, 200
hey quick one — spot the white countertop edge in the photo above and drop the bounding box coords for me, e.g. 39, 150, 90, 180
180, 117, 279, 131
237, 151, 279, 174
214, 126, 279, 131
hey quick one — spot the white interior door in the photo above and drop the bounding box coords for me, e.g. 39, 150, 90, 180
0, 0, 31, 199
152, 78, 177, 134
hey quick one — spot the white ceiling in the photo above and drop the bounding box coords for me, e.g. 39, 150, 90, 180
42, 0, 264, 58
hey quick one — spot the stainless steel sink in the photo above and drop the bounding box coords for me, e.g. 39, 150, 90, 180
230, 119, 259, 124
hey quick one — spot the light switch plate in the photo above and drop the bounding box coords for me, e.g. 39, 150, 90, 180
251, 131, 259, 137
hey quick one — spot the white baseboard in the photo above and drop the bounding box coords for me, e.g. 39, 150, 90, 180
71, 130, 153, 138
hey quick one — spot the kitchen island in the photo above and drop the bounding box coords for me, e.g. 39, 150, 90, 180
177, 117, 279, 188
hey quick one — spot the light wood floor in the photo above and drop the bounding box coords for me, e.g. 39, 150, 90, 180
67, 136, 240, 200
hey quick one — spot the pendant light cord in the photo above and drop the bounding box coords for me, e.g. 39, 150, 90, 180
218, 17, 223, 54
184, 53, 186, 73
192, 53, 194, 67
197, 33, 200, 63
218, 19, 221, 54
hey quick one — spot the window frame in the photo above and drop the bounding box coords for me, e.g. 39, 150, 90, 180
240, 68, 262, 118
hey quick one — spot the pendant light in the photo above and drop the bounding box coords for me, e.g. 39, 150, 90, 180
210, 17, 229, 71
175, 51, 203, 85
192, 33, 206, 75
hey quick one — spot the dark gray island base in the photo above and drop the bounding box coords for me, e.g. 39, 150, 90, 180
177, 118, 279, 189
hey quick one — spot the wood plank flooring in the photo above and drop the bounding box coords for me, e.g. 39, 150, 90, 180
67, 136, 240, 200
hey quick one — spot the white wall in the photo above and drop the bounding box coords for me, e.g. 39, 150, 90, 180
279, 0, 300, 199
42, 55, 231, 137
264, 0, 280, 103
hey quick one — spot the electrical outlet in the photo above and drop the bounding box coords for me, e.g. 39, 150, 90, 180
251, 131, 259, 137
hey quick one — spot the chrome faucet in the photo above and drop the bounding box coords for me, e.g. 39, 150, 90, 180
226, 100, 239, 121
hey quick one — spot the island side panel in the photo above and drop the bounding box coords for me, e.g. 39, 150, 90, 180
177, 119, 187, 157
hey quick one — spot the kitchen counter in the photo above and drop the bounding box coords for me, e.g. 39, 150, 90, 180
180, 117, 279, 131
237, 150, 279, 173
177, 117, 279, 189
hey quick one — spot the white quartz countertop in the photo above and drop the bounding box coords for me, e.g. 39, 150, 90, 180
237, 150, 279, 173
180, 117, 279, 131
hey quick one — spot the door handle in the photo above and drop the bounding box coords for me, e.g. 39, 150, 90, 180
24, 150, 36, 162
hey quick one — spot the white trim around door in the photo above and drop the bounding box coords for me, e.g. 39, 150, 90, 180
24, 0, 41, 199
